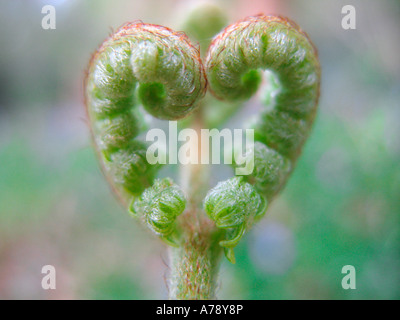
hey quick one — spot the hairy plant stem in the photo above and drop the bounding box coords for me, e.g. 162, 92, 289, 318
168, 108, 224, 300
168, 211, 223, 299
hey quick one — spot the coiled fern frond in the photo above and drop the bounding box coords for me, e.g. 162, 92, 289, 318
203, 15, 320, 262
84, 9, 320, 298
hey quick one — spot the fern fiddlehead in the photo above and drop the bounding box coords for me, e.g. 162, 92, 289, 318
203, 15, 321, 262
85, 11, 320, 299
130, 178, 186, 246
85, 22, 207, 244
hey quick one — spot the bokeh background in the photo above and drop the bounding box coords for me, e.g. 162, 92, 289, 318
0, 0, 399, 299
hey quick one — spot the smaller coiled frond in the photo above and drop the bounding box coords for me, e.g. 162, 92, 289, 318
204, 177, 267, 263
130, 178, 186, 246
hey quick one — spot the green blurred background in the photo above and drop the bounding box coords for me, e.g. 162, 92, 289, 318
0, 0, 399, 299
